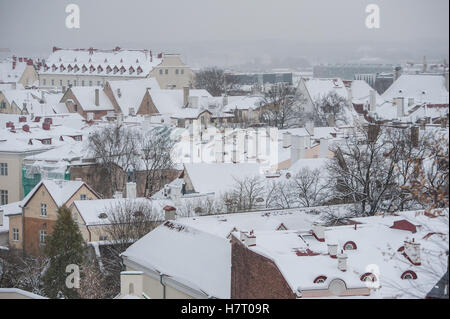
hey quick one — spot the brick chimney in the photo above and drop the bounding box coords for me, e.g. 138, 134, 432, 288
163, 206, 176, 221
337, 250, 348, 272
327, 243, 338, 258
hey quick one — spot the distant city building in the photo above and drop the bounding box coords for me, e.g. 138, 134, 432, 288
313, 64, 394, 81
226, 72, 293, 86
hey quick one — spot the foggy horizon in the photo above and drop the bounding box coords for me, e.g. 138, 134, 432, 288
1, 0, 449, 69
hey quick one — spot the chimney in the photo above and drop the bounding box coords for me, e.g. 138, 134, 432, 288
395, 97, 405, 118
410, 126, 419, 148
19, 116, 27, 123
120, 271, 144, 298
95, 88, 99, 106
282, 132, 291, 148
319, 138, 329, 158
327, 243, 338, 258
305, 121, 314, 136
126, 182, 137, 199
243, 231, 256, 247
86, 112, 94, 121
337, 250, 348, 272
113, 191, 123, 199
290, 135, 305, 165
183, 86, 190, 107
222, 94, 228, 107
404, 239, 421, 266
163, 206, 176, 221
369, 90, 377, 112
22, 125, 30, 132
312, 223, 325, 242
42, 123, 51, 130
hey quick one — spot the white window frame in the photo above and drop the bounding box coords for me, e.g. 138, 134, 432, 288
39, 229, 47, 243
0, 163, 7, 176
80, 194, 87, 200
0, 190, 7, 205
12, 228, 19, 241
40, 203, 47, 216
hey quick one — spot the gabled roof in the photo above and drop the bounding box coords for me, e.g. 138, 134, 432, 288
67, 86, 114, 111
21, 179, 98, 208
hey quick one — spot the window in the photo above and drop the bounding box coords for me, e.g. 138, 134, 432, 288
175, 69, 179, 75
81, 80, 85, 86
89, 81, 92, 86
73, 80, 77, 86
12, 228, 19, 241
343, 241, 357, 250
0, 190, 7, 205
159, 69, 163, 75
43, 79, 46, 86
67, 80, 71, 86
165, 69, 168, 75
0, 163, 7, 176
99, 235, 108, 241
97, 81, 101, 86
181, 69, 184, 74
0, 101, 6, 109
80, 194, 87, 200
59, 80, 63, 86
51, 79, 55, 86
40, 203, 47, 216
39, 230, 47, 244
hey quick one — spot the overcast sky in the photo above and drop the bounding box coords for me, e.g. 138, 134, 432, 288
0, 0, 448, 67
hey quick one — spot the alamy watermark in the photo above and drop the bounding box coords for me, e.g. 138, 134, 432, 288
365, 4, 380, 29
65, 4, 80, 29
65, 264, 80, 289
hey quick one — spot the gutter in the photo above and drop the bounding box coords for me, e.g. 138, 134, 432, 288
160, 274, 167, 299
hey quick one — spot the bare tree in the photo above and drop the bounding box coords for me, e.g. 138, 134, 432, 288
194, 67, 226, 97
139, 127, 175, 197
88, 124, 140, 196
224, 176, 265, 212
79, 260, 108, 299
290, 168, 328, 207
259, 83, 304, 129
310, 91, 349, 127
100, 200, 162, 295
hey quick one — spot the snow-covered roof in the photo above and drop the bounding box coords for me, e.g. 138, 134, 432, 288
107, 78, 160, 115
350, 80, 382, 106
183, 163, 262, 195
222, 95, 264, 112
303, 78, 349, 102
0, 59, 27, 83
68, 86, 114, 111
40, 48, 162, 78
381, 74, 449, 105
21, 179, 88, 208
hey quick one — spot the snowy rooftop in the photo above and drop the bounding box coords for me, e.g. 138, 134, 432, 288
41, 48, 163, 78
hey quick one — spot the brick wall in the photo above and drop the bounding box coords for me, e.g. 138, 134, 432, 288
230, 235, 297, 299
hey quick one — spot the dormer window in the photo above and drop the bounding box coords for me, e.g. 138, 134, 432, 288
313, 276, 327, 284
360, 273, 377, 282
44, 64, 49, 71
106, 65, 112, 74
120, 66, 126, 74
73, 65, 79, 72
343, 241, 357, 250
113, 66, 119, 74
97, 65, 103, 73
67, 64, 73, 72
401, 270, 417, 280
129, 66, 135, 74
89, 65, 95, 73
98, 212, 108, 219
82, 65, 87, 73
60, 64, 65, 72
137, 66, 143, 75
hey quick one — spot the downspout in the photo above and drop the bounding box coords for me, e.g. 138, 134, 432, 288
160, 274, 166, 299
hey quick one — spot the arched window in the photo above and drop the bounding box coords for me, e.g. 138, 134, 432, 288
360, 272, 377, 282
401, 270, 417, 280
313, 276, 327, 284
343, 241, 357, 250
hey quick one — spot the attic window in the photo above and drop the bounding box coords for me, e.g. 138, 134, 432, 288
360, 273, 377, 282
137, 66, 143, 75
73, 65, 79, 72
313, 276, 327, 284
113, 66, 119, 74
401, 270, 417, 280
97, 65, 103, 73
343, 241, 357, 250
98, 212, 108, 219
106, 66, 112, 74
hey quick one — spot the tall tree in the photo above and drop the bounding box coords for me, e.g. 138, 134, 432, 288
194, 67, 226, 96
43, 206, 86, 299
